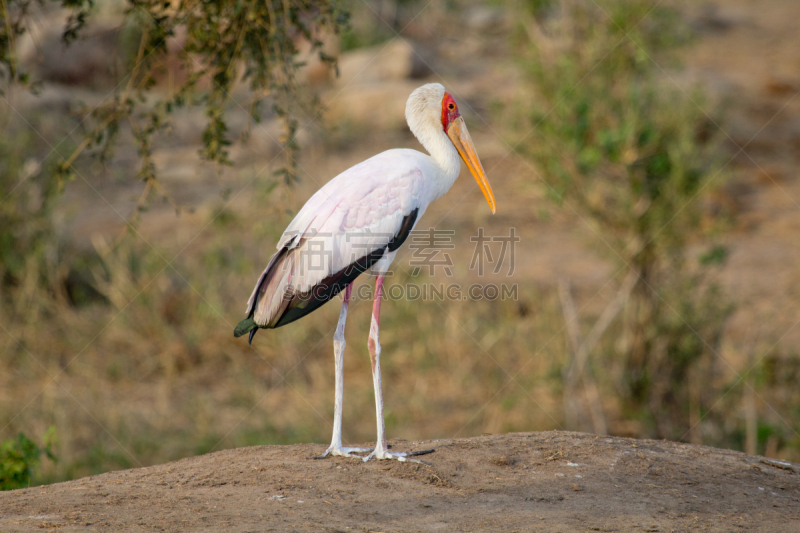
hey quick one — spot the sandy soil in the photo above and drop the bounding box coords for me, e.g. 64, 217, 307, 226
1, 431, 798, 532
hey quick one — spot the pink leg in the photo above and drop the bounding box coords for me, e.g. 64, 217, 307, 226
367, 276, 388, 458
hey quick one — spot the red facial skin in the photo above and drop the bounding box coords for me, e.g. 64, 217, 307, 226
441, 92, 461, 130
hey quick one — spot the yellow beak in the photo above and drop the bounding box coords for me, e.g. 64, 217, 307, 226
447, 116, 496, 214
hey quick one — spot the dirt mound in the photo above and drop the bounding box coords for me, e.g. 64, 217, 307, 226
1, 432, 798, 531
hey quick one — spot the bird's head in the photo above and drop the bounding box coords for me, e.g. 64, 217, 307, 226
406, 83, 496, 214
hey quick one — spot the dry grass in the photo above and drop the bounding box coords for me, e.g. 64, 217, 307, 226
3, 0, 800, 488
1, 192, 573, 482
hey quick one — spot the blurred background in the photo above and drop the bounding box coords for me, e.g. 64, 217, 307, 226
2, 0, 800, 488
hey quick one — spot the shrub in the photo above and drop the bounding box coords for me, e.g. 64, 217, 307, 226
515, 0, 731, 440
0, 428, 56, 490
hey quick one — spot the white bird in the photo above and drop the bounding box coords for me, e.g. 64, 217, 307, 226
235, 83, 496, 462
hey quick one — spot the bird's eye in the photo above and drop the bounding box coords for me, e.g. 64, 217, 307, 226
448, 103, 455, 110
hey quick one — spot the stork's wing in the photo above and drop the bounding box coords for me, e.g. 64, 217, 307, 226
239, 151, 427, 332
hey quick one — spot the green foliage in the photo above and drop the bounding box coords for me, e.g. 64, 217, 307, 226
521, 1, 707, 257
699, 244, 728, 266
516, 0, 731, 440
1, 0, 349, 199
524, 0, 554, 20
0, 427, 57, 490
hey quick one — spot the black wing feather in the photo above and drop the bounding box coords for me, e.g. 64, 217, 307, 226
243, 208, 420, 334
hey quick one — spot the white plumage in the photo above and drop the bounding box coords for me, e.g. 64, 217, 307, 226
245, 151, 428, 327
236, 82, 495, 462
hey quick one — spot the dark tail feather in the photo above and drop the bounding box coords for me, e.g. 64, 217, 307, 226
234, 316, 257, 338
248, 328, 258, 345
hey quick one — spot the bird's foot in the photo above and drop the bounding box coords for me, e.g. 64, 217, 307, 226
314, 445, 372, 460
362, 447, 435, 464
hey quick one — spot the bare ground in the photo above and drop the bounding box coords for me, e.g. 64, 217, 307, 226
1, 432, 798, 532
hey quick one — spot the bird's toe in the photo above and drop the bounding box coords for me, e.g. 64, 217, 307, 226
315, 446, 372, 460
362, 447, 435, 464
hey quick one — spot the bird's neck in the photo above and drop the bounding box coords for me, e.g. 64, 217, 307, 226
418, 128, 461, 199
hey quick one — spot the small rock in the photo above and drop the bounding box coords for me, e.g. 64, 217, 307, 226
491, 455, 515, 466
323, 81, 419, 131
335, 39, 432, 87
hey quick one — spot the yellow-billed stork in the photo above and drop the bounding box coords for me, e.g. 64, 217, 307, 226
235, 83, 496, 462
